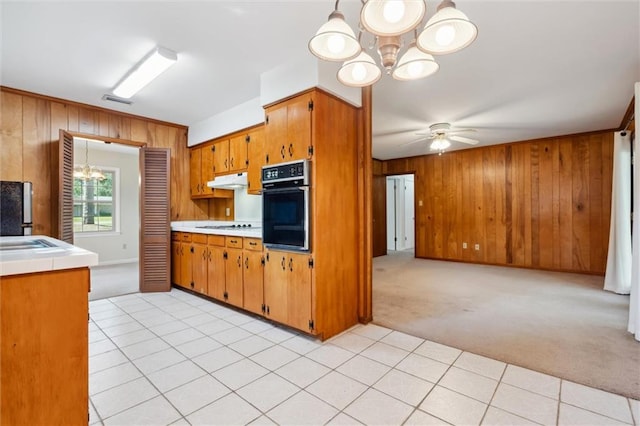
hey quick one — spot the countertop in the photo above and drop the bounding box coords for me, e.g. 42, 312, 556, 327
0, 235, 99, 277
171, 221, 262, 239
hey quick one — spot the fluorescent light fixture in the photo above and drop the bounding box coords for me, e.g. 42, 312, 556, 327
112, 46, 177, 99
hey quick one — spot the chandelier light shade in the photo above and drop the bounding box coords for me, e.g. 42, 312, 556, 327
74, 140, 105, 181
309, 10, 362, 61
360, 0, 426, 36
308, 0, 477, 87
113, 46, 177, 99
392, 41, 439, 80
338, 51, 382, 87
417, 0, 478, 55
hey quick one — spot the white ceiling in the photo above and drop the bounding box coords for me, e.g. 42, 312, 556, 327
2, 1, 638, 161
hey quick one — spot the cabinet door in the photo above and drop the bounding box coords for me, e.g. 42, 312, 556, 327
180, 242, 193, 288
264, 106, 287, 165
201, 144, 215, 194
213, 139, 230, 174
243, 250, 264, 315
192, 243, 208, 295
286, 253, 313, 332
171, 240, 182, 286
263, 251, 288, 324
207, 245, 226, 300
225, 247, 244, 307
189, 147, 202, 196
247, 128, 264, 194
229, 135, 248, 173
287, 95, 312, 162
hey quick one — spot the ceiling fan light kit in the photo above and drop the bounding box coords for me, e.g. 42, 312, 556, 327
309, 0, 477, 87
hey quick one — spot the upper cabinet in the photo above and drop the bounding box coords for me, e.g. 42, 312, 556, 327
190, 144, 214, 197
229, 135, 248, 173
189, 125, 264, 199
246, 128, 264, 195
264, 93, 313, 165
213, 139, 230, 175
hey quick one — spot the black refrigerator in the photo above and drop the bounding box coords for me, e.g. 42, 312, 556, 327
0, 181, 33, 236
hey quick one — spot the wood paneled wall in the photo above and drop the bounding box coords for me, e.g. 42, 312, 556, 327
383, 131, 614, 275
0, 87, 218, 238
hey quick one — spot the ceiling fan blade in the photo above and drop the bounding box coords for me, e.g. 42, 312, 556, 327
450, 135, 479, 145
402, 137, 428, 146
448, 128, 477, 135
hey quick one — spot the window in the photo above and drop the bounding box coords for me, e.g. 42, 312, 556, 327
73, 169, 118, 233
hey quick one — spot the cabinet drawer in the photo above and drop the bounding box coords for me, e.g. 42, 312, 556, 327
192, 233, 207, 244
207, 235, 225, 247
226, 236, 243, 248
171, 232, 181, 241
244, 238, 263, 251
180, 233, 192, 242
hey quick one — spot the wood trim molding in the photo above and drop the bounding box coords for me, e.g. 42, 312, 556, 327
1, 86, 188, 129
69, 131, 147, 147
619, 96, 635, 133
358, 86, 373, 324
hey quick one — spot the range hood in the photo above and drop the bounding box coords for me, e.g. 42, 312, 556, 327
207, 172, 248, 189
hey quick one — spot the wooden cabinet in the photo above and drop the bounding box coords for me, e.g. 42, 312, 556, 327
225, 240, 244, 308
264, 94, 312, 165
264, 250, 313, 333
171, 232, 184, 287
243, 238, 264, 315
191, 233, 208, 295
2, 268, 89, 425
247, 127, 265, 195
174, 232, 208, 294
229, 135, 248, 173
179, 233, 192, 289
263, 88, 360, 339
207, 235, 226, 300
213, 139, 230, 175
190, 144, 214, 197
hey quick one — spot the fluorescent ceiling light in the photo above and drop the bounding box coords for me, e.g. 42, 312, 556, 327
112, 46, 177, 99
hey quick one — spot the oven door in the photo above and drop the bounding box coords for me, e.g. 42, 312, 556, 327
262, 186, 309, 251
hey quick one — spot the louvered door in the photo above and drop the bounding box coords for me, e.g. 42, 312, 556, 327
57, 130, 74, 243
140, 147, 171, 293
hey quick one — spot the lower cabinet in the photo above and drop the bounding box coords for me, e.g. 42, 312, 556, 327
207, 235, 226, 300
172, 232, 314, 335
225, 236, 244, 307
191, 234, 208, 295
264, 250, 313, 333
243, 238, 265, 315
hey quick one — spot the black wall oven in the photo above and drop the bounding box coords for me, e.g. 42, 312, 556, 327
262, 159, 310, 252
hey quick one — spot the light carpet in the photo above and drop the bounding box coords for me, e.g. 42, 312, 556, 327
372, 251, 640, 400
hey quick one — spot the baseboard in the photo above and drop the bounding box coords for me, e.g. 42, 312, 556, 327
96, 258, 139, 267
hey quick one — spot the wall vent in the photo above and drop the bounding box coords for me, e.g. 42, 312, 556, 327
102, 94, 133, 105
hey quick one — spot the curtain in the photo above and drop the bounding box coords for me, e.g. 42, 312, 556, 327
604, 131, 632, 294
629, 82, 640, 341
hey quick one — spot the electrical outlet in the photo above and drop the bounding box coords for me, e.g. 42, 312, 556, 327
225, 207, 231, 217
474, 244, 480, 251
122, 243, 127, 249
418, 200, 423, 207
462, 242, 468, 249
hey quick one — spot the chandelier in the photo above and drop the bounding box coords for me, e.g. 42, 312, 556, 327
73, 140, 105, 181
308, 0, 477, 87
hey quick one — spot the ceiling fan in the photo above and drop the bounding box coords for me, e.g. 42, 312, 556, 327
415, 122, 479, 154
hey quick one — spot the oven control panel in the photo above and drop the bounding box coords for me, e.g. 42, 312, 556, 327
262, 159, 310, 186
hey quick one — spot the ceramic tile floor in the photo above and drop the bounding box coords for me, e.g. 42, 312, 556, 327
88, 289, 640, 426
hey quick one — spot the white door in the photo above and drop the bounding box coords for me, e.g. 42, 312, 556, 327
404, 176, 415, 250
386, 177, 397, 251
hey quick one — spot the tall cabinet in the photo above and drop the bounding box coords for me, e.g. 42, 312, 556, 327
263, 88, 360, 339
